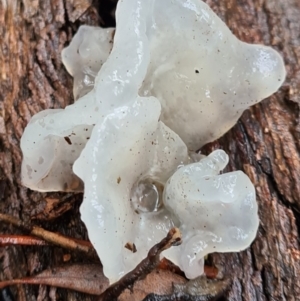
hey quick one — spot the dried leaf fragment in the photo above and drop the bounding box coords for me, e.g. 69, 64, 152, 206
0, 264, 109, 295
142, 276, 231, 301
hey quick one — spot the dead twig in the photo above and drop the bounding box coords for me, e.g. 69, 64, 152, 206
0, 235, 48, 246
99, 228, 182, 301
0, 212, 93, 254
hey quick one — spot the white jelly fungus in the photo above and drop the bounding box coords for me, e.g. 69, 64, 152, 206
20, 0, 285, 283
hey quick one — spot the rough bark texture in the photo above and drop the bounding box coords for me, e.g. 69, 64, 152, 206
0, 0, 299, 300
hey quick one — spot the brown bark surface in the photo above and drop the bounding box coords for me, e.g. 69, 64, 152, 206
0, 0, 299, 300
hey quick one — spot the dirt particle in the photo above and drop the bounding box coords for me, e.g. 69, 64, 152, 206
124, 242, 137, 253
64, 136, 72, 145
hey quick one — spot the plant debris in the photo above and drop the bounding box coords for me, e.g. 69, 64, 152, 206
0, 213, 93, 255
0, 235, 48, 246
142, 276, 231, 301
0, 215, 228, 301
99, 228, 182, 301
0, 264, 109, 295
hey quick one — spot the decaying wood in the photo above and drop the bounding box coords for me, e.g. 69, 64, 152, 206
0, 0, 299, 300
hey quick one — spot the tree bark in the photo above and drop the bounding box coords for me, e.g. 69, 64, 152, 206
0, 0, 299, 300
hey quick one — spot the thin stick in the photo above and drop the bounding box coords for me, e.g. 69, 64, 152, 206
0, 212, 93, 254
99, 228, 182, 301
0, 235, 48, 246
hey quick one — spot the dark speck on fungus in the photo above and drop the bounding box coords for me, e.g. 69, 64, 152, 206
64, 136, 72, 145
